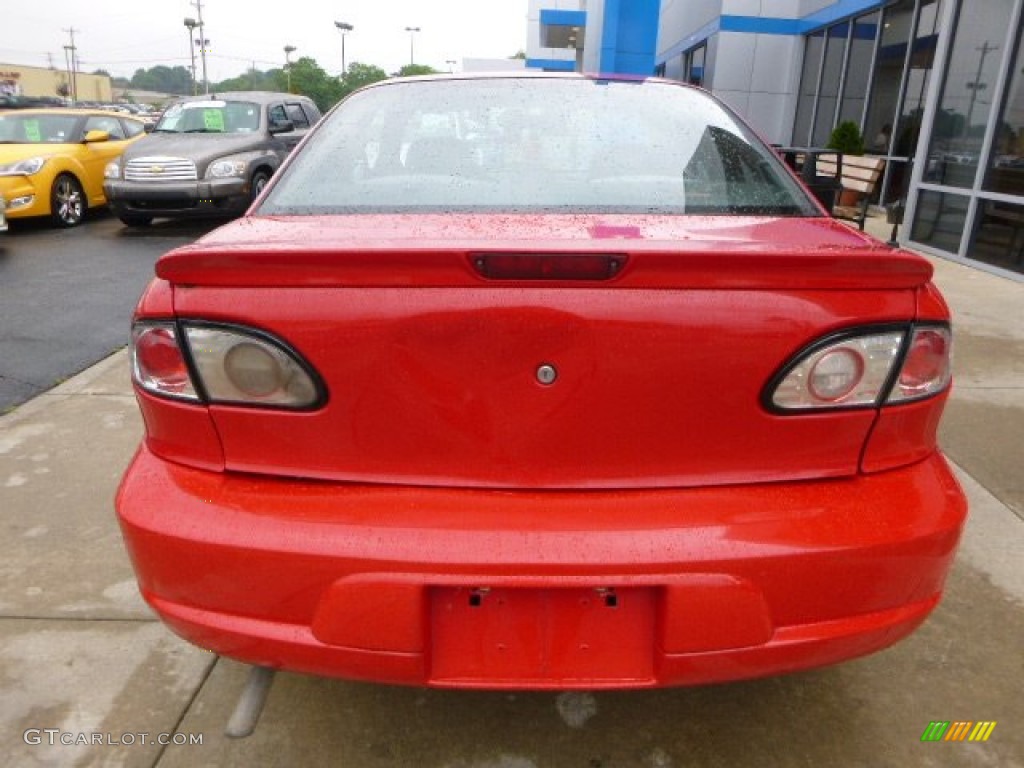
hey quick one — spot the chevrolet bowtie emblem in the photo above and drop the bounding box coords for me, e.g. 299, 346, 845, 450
150, 165, 164, 174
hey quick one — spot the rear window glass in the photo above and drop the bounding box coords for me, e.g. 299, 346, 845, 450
259, 78, 819, 217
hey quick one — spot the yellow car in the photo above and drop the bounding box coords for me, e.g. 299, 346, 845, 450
0, 108, 147, 227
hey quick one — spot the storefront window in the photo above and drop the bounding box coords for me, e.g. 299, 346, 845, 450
793, 30, 825, 146
688, 44, 706, 87
923, 0, 1013, 188
971, 198, 1024, 273
865, 1, 916, 153
911, 189, 969, 252
890, 0, 944, 163
839, 12, 881, 128
812, 23, 850, 145
984, 22, 1024, 195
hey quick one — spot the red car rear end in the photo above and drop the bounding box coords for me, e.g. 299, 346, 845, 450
116, 74, 965, 689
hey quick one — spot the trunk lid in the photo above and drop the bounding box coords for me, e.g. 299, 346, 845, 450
165, 214, 925, 489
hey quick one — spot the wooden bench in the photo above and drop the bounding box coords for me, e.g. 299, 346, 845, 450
817, 154, 886, 230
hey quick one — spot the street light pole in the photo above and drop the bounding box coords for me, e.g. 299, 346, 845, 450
184, 18, 198, 95
284, 45, 296, 93
405, 26, 420, 67
334, 22, 353, 77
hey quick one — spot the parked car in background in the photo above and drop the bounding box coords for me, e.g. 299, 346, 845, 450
0, 95, 68, 110
0, 108, 147, 226
103, 91, 321, 226
118, 73, 966, 690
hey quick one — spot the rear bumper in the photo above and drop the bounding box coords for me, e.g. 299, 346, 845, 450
116, 446, 966, 688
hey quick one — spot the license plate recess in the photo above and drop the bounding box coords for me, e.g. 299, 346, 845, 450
430, 586, 656, 685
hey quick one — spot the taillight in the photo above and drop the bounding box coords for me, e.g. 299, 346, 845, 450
767, 324, 951, 412
132, 323, 198, 401
131, 321, 323, 409
184, 326, 321, 407
887, 327, 952, 403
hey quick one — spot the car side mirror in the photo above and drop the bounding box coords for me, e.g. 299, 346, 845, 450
83, 129, 110, 144
268, 119, 295, 135
144, 123, 155, 133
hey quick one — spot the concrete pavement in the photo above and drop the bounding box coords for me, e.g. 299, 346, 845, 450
1, 220, 1022, 767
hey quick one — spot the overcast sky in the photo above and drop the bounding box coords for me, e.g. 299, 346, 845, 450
2, 1, 530, 82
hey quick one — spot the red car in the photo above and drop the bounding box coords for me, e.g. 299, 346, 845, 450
117, 73, 966, 689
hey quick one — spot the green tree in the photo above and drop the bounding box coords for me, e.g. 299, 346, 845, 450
279, 56, 343, 112
214, 68, 279, 93
339, 62, 389, 100
826, 121, 865, 156
131, 65, 192, 95
396, 64, 439, 77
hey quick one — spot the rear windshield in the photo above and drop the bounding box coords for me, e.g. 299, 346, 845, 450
154, 100, 261, 134
259, 78, 819, 217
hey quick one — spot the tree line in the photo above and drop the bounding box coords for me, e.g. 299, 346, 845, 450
114, 59, 439, 112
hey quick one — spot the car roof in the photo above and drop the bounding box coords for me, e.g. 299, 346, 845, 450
351, 71, 683, 97
0, 107, 144, 120
366, 71, 655, 85
173, 91, 313, 105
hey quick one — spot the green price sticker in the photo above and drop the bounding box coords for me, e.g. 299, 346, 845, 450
203, 109, 225, 132
24, 120, 42, 142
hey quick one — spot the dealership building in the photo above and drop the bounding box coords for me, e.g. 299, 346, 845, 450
527, 0, 1024, 280
0, 63, 112, 104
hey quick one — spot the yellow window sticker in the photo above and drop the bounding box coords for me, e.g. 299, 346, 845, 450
203, 109, 225, 132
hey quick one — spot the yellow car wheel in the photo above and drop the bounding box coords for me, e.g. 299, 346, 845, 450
51, 173, 85, 227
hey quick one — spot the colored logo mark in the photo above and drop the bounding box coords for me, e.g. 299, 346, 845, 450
921, 721, 997, 742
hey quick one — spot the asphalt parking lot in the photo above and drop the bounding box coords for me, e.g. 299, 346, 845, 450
1, 216, 1022, 767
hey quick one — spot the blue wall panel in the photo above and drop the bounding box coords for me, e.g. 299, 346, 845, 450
540, 9, 587, 27
525, 58, 576, 72
599, 0, 660, 75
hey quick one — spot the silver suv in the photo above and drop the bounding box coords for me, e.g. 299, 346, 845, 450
104, 91, 320, 226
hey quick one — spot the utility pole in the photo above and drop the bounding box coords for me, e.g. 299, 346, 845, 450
191, 0, 209, 93
63, 28, 78, 103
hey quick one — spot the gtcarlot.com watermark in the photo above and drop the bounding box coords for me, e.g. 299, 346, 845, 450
24, 729, 203, 747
